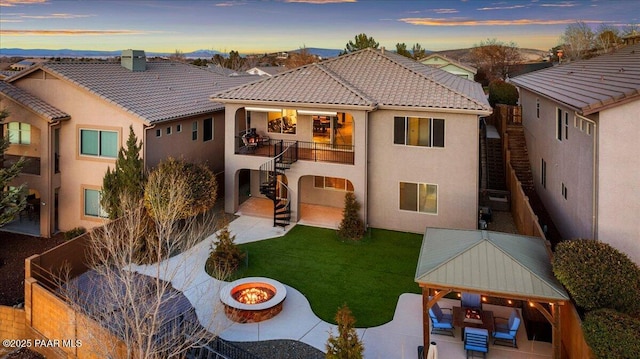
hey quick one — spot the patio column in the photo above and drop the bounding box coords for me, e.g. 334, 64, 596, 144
552, 303, 562, 359
422, 287, 430, 350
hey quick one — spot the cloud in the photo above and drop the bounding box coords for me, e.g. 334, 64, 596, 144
539, 1, 577, 7
477, 5, 526, 10
284, 0, 356, 3
215, 1, 247, 6
0, 19, 23, 23
433, 8, 459, 14
0, 0, 47, 6
1, 29, 146, 36
21, 13, 94, 19
398, 17, 606, 26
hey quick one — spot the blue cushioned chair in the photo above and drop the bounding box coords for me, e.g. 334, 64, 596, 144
461, 293, 482, 310
428, 302, 455, 337
464, 327, 489, 358
492, 309, 521, 348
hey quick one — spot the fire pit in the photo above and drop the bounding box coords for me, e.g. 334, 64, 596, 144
220, 277, 286, 323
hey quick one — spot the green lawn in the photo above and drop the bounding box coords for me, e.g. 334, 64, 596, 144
235, 225, 423, 327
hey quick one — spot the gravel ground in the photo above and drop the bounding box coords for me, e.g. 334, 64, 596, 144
231, 339, 325, 359
0, 348, 45, 359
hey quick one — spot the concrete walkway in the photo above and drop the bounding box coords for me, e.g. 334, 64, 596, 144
133, 215, 552, 359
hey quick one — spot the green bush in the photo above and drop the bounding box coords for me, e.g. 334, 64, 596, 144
553, 239, 640, 314
205, 218, 245, 280
326, 304, 364, 359
337, 192, 365, 241
488, 80, 519, 107
582, 309, 640, 359
64, 227, 86, 240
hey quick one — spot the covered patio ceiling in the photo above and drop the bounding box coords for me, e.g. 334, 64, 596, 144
415, 228, 569, 358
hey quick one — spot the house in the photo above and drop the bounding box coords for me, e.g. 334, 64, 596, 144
510, 43, 640, 264
246, 66, 287, 77
420, 54, 477, 80
1, 50, 257, 237
212, 48, 492, 233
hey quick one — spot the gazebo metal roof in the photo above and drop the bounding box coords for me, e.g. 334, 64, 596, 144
415, 228, 568, 302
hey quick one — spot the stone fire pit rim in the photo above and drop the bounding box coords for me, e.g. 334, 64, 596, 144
220, 277, 287, 311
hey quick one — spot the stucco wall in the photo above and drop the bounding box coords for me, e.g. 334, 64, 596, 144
367, 109, 479, 233
520, 89, 595, 240
597, 100, 640, 264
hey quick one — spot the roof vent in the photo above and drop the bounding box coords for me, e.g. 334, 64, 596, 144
121, 49, 146, 72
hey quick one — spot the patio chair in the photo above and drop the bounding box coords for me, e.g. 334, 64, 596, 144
464, 327, 489, 359
492, 309, 521, 348
428, 302, 455, 337
461, 293, 482, 310
241, 135, 258, 153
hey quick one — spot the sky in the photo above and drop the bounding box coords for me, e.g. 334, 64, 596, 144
0, 0, 638, 54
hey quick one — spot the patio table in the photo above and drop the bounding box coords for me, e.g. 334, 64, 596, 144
453, 306, 494, 339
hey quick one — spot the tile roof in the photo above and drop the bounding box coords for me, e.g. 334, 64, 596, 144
415, 228, 569, 302
11, 61, 258, 124
510, 44, 640, 115
212, 48, 491, 113
419, 53, 478, 74
0, 81, 70, 122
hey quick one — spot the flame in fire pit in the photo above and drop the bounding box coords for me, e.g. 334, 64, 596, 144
233, 286, 275, 305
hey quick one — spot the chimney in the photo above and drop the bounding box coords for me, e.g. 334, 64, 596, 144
381, 47, 385, 54
121, 49, 146, 72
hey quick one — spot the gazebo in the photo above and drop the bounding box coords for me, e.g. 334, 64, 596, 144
415, 228, 569, 358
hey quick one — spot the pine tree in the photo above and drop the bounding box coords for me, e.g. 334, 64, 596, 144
0, 109, 27, 226
101, 125, 145, 219
326, 304, 364, 359
337, 192, 365, 241
207, 216, 245, 279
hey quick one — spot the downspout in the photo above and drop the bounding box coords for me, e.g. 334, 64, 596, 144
47, 120, 61, 237
576, 114, 598, 240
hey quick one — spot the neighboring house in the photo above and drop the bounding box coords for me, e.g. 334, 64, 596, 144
510, 44, 640, 264
212, 48, 492, 233
1, 50, 256, 237
9, 59, 48, 71
420, 54, 477, 80
246, 66, 287, 77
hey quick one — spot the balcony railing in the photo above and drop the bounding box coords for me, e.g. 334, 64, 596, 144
2, 154, 41, 175
235, 137, 354, 165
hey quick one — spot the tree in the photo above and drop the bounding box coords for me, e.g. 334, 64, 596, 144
326, 304, 364, 359
337, 192, 365, 241
285, 47, 318, 69
469, 39, 523, 83
342, 33, 379, 55
169, 49, 187, 62
561, 22, 595, 61
101, 125, 145, 219
62, 189, 223, 359
582, 309, 640, 359
488, 80, 519, 107
411, 43, 427, 60
395, 43, 412, 58
225, 50, 245, 71
595, 24, 621, 53
0, 108, 27, 227
205, 215, 245, 279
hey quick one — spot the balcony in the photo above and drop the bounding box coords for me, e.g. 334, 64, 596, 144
2, 154, 41, 175
235, 137, 354, 165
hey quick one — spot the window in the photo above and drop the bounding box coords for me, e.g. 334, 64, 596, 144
7, 122, 31, 144
203, 118, 213, 141
399, 182, 437, 214
561, 182, 568, 200
84, 188, 108, 218
556, 108, 563, 141
314, 176, 354, 191
564, 112, 569, 140
536, 99, 540, 119
166, 126, 172, 135
586, 122, 592, 135
192, 121, 198, 141
394, 117, 444, 147
267, 109, 297, 134
176, 124, 182, 132
155, 129, 161, 137
80, 129, 118, 158
541, 158, 547, 189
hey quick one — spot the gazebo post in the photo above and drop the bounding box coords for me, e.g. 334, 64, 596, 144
552, 303, 562, 359
422, 287, 430, 351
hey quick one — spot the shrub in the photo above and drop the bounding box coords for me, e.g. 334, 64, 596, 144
553, 239, 640, 314
326, 304, 364, 359
488, 80, 519, 107
582, 309, 640, 359
64, 227, 86, 240
337, 192, 365, 241
206, 217, 244, 279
